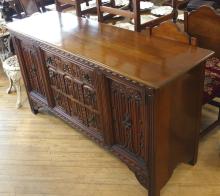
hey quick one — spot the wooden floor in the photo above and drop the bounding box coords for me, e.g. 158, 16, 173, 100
0, 68, 220, 196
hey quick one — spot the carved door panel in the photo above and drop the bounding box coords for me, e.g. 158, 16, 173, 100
109, 80, 148, 161
19, 40, 46, 99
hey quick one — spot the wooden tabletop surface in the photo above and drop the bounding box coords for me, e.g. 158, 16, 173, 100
7, 11, 214, 88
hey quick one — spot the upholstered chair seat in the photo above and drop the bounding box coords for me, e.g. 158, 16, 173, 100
187, 0, 218, 11
204, 57, 220, 103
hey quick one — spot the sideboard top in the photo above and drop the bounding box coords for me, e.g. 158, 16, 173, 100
7, 11, 213, 88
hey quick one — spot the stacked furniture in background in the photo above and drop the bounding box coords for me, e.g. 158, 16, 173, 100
55, 0, 96, 17
11, 0, 54, 18
96, 0, 179, 32
18, 0, 42, 16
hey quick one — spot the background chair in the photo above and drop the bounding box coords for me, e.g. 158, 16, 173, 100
17, 0, 41, 16
12, 0, 54, 18
184, 6, 220, 137
3, 55, 22, 108
146, 20, 197, 46
0, 29, 22, 109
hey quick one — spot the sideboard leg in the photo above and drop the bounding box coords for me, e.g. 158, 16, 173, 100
134, 171, 148, 189
30, 106, 39, 115
188, 156, 197, 166
134, 170, 161, 196
29, 100, 39, 115
31, 107, 38, 115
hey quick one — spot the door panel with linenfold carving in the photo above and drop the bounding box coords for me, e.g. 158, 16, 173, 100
19, 40, 47, 99
109, 80, 148, 162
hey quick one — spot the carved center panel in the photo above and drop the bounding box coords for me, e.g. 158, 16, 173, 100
44, 51, 101, 133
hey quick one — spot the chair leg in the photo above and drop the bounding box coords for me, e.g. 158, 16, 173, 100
200, 105, 220, 138
172, 0, 178, 23
13, 79, 22, 109
75, 1, 83, 17
217, 107, 220, 121
97, 0, 104, 22
6, 78, 13, 94
110, 0, 115, 7
133, 0, 141, 32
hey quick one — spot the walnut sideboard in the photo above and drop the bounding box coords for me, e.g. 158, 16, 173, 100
7, 11, 213, 196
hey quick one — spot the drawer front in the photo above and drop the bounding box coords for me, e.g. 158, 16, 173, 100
45, 52, 95, 87
109, 80, 148, 161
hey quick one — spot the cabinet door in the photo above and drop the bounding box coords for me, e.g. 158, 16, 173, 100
15, 39, 47, 100
109, 80, 148, 161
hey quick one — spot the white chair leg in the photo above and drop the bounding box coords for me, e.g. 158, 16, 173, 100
6, 77, 13, 94
14, 79, 22, 109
